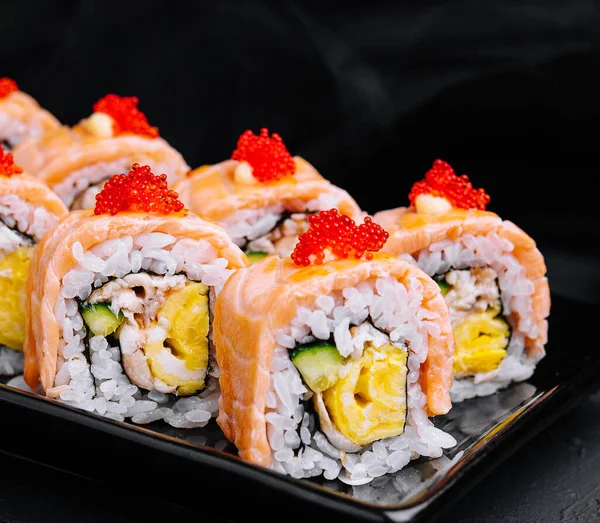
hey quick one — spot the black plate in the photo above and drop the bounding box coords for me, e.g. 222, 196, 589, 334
0, 294, 598, 523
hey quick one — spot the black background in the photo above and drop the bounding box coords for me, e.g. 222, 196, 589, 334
2, 1, 600, 521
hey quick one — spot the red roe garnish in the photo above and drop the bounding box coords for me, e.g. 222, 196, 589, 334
408, 159, 490, 210
94, 163, 184, 216
0, 146, 23, 177
93, 94, 159, 138
291, 209, 389, 266
231, 128, 296, 182
0, 77, 18, 99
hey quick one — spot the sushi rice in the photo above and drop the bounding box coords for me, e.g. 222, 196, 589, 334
267, 275, 456, 485
50, 232, 234, 428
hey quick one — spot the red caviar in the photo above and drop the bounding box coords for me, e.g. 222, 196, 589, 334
231, 128, 296, 182
93, 94, 159, 138
409, 159, 490, 210
94, 163, 184, 215
0, 77, 18, 99
291, 209, 389, 266
0, 146, 23, 177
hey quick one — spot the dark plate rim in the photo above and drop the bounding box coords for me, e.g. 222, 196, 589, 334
1, 359, 599, 523
1, 295, 599, 522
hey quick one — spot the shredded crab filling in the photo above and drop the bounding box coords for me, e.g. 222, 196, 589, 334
267, 275, 456, 485
243, 211, 310, 257
83, 273, 216, 396
222, 192, 345, 259
52, 233, 234, 428
442, 267, 501, 325
410, 233, 539, 400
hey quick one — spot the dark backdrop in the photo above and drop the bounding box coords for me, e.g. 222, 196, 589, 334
2, 1, 600, 521
3, 1, 600, 230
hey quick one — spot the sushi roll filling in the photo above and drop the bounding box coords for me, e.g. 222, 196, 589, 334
80, 272, 214, 396
408, 231, 541, 401
71, 177, 111, 211
53, 159, 140, 210
291, 323, 408, 450
435, 267, 511, 377
266, 275, 455, 483
242, 211, 310, 260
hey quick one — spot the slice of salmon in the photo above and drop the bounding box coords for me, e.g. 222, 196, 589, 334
0, 91, 60, 146
13, 122, 190, 192
24, 209, 248, 393
172, 157, 363, 222
214, 253, 454, 467
0, 173, 69, 218
373, 207, 550, 358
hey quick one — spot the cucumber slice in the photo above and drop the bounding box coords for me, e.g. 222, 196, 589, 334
81, 302, 124, 336
291, 341, 343, 393
434, 276, 450, 296
246, 251, 269, 264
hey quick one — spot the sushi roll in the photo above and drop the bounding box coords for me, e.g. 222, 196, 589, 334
0, 77, 60, 149
24, 164, 247, 427
214, 209, 457, 484
173, 128, 362, 261
373, 160, 550, 402
13, 94, 190, 211
0, 146, 68, 374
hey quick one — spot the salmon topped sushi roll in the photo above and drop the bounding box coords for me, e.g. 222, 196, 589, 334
0, 77, 60, 149
373, 160, 550, 401
215, 209, 456, 484
14, 94, 190, 211
24, 164, 247, 427
0, 146, 68, 374
173, 128, 362, 261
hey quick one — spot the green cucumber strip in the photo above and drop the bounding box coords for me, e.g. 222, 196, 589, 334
81, 302, 124, 337
245, 251, 269, 264
291, 341, 343, 393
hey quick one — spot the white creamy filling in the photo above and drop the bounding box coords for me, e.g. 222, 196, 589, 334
87, 272, 187, 319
